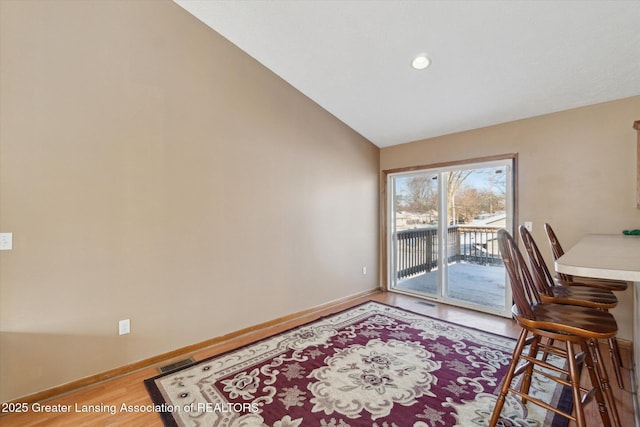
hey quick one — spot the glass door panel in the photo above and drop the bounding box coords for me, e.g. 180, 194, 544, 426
444, 166, 508, 311
392, 173, 439, 298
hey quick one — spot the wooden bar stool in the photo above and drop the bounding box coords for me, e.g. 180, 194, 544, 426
489, 229, 620, 427
520, 225, 625, 388
543, 223, 628, 291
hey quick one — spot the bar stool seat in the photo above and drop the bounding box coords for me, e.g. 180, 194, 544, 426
525, 303, 617, 336
545, 285, 617, 308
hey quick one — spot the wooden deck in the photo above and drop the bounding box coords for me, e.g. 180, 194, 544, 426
394, 262, 507, 310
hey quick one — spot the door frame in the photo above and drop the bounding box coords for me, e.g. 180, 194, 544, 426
381, 153, 518, 317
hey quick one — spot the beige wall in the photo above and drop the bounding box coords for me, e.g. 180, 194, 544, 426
381, 95, 640, 341
0, 1, 380, 401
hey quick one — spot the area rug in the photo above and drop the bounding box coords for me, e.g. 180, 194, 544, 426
145, 301, 571, 426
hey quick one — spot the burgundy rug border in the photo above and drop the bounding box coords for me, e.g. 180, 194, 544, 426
144, 299, 571, 427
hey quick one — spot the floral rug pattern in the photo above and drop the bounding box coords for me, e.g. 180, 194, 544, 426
145, 302, 570, 426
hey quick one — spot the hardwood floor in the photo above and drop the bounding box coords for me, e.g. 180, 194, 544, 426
0, 291, 635, 426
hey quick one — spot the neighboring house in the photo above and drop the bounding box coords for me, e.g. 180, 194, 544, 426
469, 213, 507, 229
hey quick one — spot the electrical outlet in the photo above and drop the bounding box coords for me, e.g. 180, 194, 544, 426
0, 233, 13, 250
524, 222, 533, 232
119, 319, 130, 335
362, 266, 367, 275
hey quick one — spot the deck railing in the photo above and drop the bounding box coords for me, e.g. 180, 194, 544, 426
396, 225, 502, 279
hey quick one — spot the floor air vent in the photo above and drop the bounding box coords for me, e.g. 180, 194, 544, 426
416, 301, 437, 307
158, 357, 196, 374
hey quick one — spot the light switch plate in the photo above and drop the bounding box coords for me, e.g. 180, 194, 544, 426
0, 233, 13, 250
119, 319, 130, 335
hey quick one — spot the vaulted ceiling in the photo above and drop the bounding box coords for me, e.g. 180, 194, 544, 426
174, 1, 640, 147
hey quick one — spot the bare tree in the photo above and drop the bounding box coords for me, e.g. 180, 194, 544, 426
397, 169, 505, 224
456, 187, 505, 223
482, 169, 506, 213
405, 176, 437, 212
447, 171, 473, 224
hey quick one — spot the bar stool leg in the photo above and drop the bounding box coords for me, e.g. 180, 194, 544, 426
608, 337, 624, 388
589, 339, 621, 427
566, 340, 586, 427
580, 340, 613, 427
489, 328, 529, 427
518, 335, 541, 404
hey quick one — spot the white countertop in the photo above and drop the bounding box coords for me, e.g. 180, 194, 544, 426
555, 234, 640, 282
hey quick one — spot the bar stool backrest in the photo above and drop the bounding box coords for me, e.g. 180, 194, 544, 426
543, 223, 573, 282
519, 225, 556, 298
497, 229, 540, 321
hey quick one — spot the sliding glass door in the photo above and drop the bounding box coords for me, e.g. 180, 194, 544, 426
387, 158, 514, 317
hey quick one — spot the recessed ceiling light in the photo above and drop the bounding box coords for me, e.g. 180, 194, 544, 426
411, 54, 431, 70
